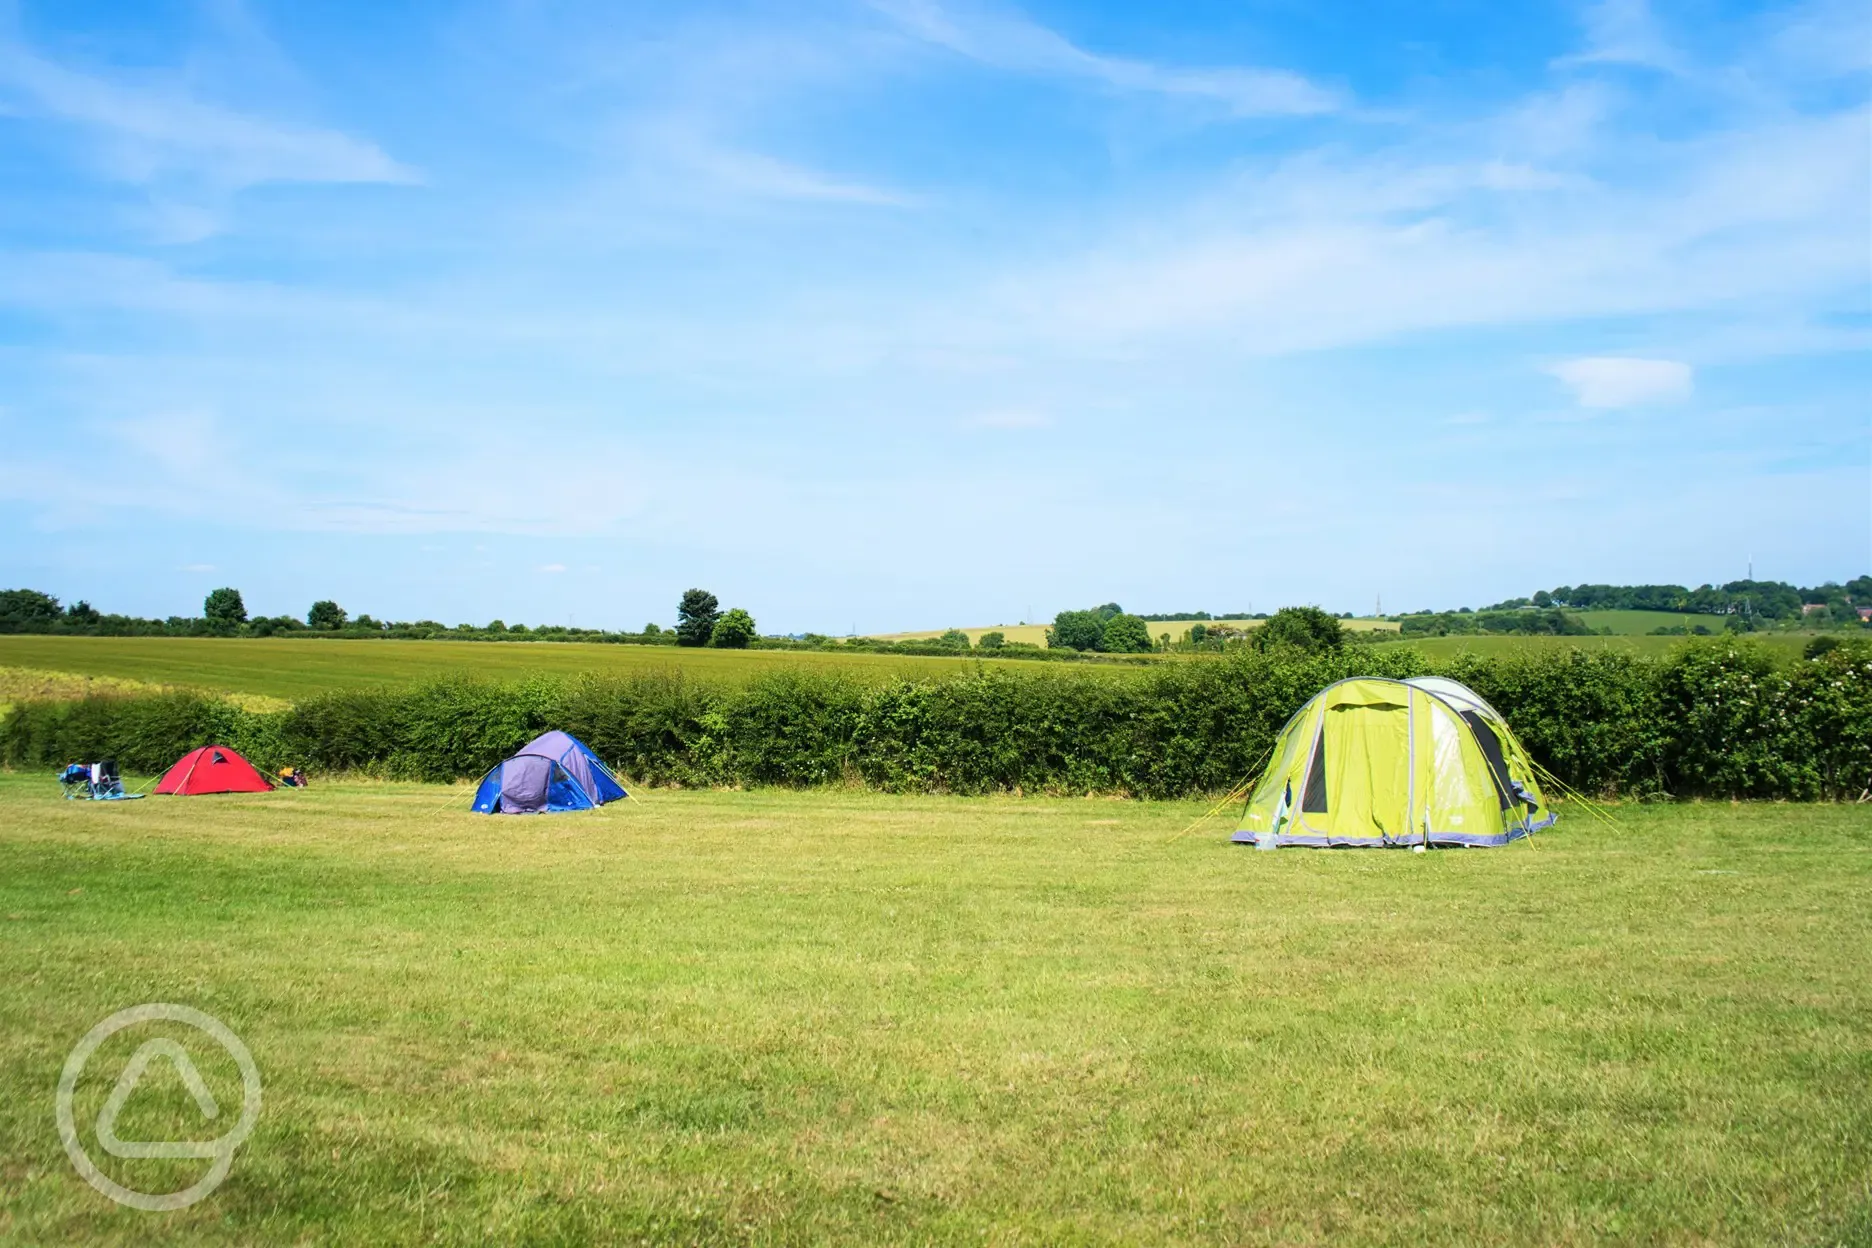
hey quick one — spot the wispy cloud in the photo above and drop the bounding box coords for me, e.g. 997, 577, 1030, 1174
1764, 0, 1872, 79
0, 0, 1861, 620
0, 36, 416, 189
1547, 357, 1693, 408
1556, 0, 1686, 74
632, 121, 917, 206
872, 0, 1340, 116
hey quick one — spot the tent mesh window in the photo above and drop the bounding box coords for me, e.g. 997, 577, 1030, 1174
1300, 728, 1329, 813
1459, 711, 1515, 809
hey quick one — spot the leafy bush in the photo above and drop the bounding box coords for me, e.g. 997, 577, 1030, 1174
1401, 608, 1589, 638
710, 608, 756, 649
1253, 607, 1344, 653
204, 587, 247, 628
0, 589, 64, 632
1786, 640, 1872, 800
1100, 613, 1153, 654
307, 600, 347, 630
6, 642, 1866, 800
977, 631, 1005, 650
1443, 649, 1663, 797
1047, 610, 1105, 651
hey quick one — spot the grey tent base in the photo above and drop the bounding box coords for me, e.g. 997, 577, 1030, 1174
1232, 814, 1555, 849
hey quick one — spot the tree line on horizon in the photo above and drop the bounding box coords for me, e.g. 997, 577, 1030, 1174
1, 574, 1866, 644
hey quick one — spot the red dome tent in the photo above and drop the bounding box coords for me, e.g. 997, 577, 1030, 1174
154, 745, 275, 796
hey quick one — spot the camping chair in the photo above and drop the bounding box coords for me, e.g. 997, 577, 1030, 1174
59, 760, 142, 802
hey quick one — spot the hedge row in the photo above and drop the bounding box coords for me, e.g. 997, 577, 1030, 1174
4, 640, 1868, 800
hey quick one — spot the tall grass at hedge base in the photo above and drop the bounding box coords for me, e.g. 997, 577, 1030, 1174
4, 639, 1868, 801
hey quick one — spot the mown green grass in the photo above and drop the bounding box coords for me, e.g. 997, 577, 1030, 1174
0, 776, 1866, 1244
0, 637, 1115, 703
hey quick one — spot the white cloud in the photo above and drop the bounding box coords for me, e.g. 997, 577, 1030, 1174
633, 122, 917, 206
0, 37, 417, 189
1765, 0, 1872, 79
1546, 357, 1693, 408
873, 0, 1339, 116
1557, 0, 1687, 73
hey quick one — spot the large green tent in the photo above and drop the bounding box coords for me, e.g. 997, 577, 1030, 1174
1234, 676, 1554, 849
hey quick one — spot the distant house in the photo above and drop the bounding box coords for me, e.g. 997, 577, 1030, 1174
1801, 603, 1827, 616
1860, 607, 1872, 623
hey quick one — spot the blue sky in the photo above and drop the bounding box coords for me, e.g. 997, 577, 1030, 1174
1, 0, 1866, 632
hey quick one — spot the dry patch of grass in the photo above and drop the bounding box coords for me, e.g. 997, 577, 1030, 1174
0, 664, 287, 713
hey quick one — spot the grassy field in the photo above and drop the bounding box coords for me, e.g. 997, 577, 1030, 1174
875, 619, 1402, 646
0, 637, 1112, 703
0, 631, 1827, 707
1574, 610, 1725, 635
0, 777, 1866, 1244
1367, 632, 1814, 662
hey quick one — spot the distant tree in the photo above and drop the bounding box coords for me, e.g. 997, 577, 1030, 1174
677, 589, 721, 647
1532, 590, 1553, 608
710, 607, 756, 649
354, 614, 382, 631
977, 631, 1006, 649
1092, 603, 1124, 621
1048, 609, 1106, 651
486, 619, 506, 633
307, 600, 348, 630
508, 623, 529, 634
1101, 612, 1153, 654
1253, 606, 1345, 654
938, 628, 972, 650
203, 587, 247, 628
250, 615, 304, 637
0, 589, 64, 633
1720, 579, 1802, 620
65, 599, 101, 626
1188, 622, 1208, 646
643, 622, 662, 636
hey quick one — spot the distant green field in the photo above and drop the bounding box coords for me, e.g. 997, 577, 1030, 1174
877, 618, 1401, 646
1369, 632, 1812, 661
0, 637, 1107, 703
0, 631, 1825, 708
1575, 609, 1723, 635
1, 779, 1866, 1243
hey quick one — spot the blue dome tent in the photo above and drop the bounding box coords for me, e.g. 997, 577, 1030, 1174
517, 730, 628, 805
472, 753, 596, 815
